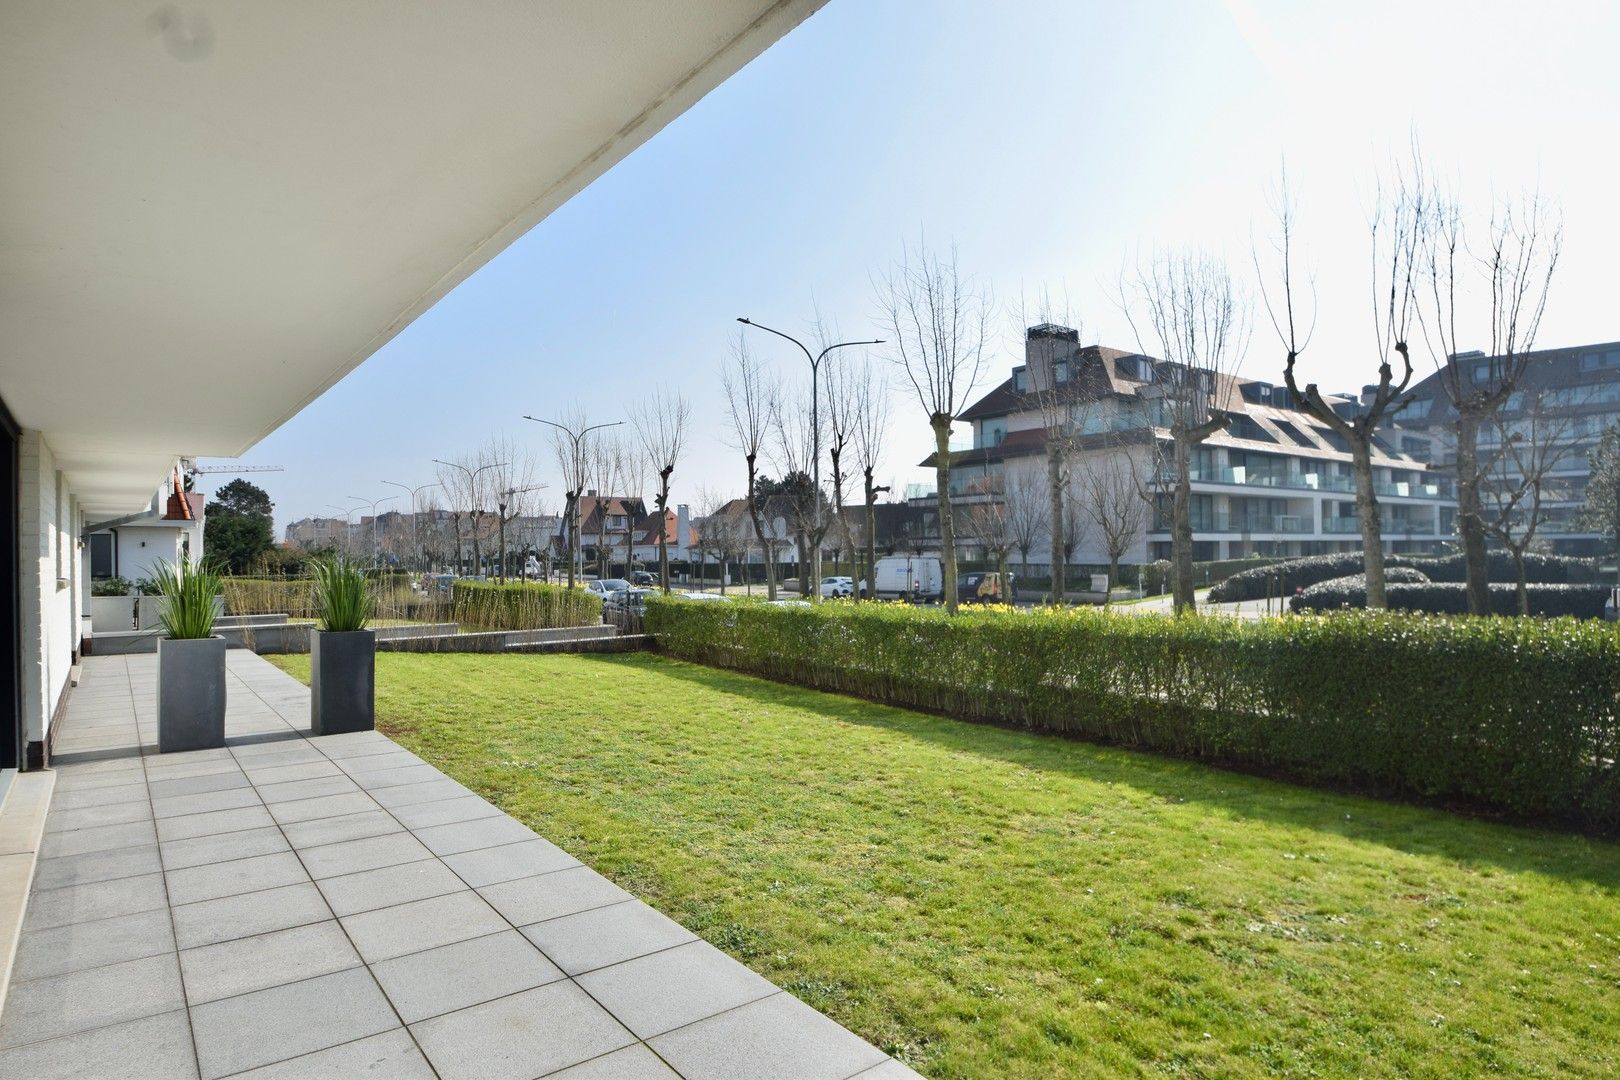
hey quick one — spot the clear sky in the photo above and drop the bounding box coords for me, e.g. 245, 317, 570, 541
206, 0, 1620, 533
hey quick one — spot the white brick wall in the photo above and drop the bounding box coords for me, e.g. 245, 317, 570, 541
17, 430, 77, 749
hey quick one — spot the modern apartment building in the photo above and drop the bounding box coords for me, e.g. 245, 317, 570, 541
1392, 340, 1620, 556
939, 324, 1456, 566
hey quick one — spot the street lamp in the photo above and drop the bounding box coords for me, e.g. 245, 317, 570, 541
383, 480, 440, 573
521, 417, 623, 588
737, 317, 882, 601
432, 459, 508, 577
347, 495, 398, 567
326, 503, 366, 558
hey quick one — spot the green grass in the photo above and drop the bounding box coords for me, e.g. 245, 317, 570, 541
269, 652, 1620, 1078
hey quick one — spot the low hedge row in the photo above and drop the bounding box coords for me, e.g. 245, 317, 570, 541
1210, 550, 1603, 603
451, 580, 601, 630
645, 599, 1620, 833
1293, 580, 1610, 618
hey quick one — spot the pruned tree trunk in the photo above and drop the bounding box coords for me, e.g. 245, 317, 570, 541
656, 465, 673, 594
862, 468, 882, 601
1453, 415, 1490, 615
1171, 434, 1196, 614
1047, 452, 1066, 603
744, 454, 776, 600
932, 414, 959, 613
1350, 441, 1386, 609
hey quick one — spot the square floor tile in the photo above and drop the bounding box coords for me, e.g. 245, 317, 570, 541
648, 992, 887, 1080
521, 900, 696, 975
298, 831, 433, 881
478, 866, 631, 927
171, 881, 333, 949
442, 838, 579, 888
189, 967, 397, 1080
577, 940, 779, 1038
372, 928, 564, 1022
0, 1009, 198, 1080
179, 920, 361, 1005
316, 858, 467, 918
0, 953, 185, 1049
340, 890, 508, 963
226, 1029, 433, 1079
409, 981, 634, 1080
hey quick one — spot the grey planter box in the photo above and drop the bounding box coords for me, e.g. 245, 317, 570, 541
157, 636, 227, 753
311, 629, 376, 736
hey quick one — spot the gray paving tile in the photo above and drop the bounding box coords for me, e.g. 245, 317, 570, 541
160, 825, 290, 870
368, 777, 475, 809
414, 814, 539, 856
336, 750, 424, 774
352, 764, 443, 790
43, 799, 153, 833
165, 850, 310, 906
32, 843, 162, 889
22, 872, 169, 931
547, 1044, 681, 1080
0, 953, 185, 1049
441, 837, 580, 888
255, 775, 362, 804
10, 908, 175, 982
38, 818, 157, 859
281, 809, 403, 849
372, 928, 564, 1023
388, 794, 504, 830
316, 858, 468, 918
48, 781, 148, 809
151, 787, 262, 819
269, 791, 380, 825
409, 981, 635, 1080
189, 967, 397, 1080
577, 940, 780, 1039
172, 881, 333, 949
298, 831, 433, 880
156, 804, 276, 842
0, 1009, 198, 1080
240, 760, 343, 786
310, 732, 397, 758
226, 1029, 434, 1079
179, 920, 361, 1005
479, 865, 632, 927
341, 889, 508, 964
145, 770, 251, 799
521, 900, 696, 976
648, 992, 887, 1080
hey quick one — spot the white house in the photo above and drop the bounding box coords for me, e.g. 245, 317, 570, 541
82, 469, 206, 590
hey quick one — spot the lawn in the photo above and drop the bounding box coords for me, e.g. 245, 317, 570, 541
270, 651, 1620, 1078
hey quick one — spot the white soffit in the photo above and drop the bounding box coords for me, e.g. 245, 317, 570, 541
1, 0, 823, 516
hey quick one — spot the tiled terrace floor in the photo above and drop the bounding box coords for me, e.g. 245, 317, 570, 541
0, 651, 917, 1080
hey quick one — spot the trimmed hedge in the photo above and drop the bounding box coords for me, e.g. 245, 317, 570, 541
646, 599, 1620, 833
451, 580, 601, 630
1293, 580, 1611, 618
1210, 551, 1603, 603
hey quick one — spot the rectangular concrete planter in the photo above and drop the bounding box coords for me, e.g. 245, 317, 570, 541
311, 629, 376, 736
157, 635, 227, 753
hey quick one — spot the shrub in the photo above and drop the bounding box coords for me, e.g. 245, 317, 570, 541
645, 599, 1620, 834
91, 576, 132, 597
1293, 580, 1611, 619
452, 580, 601, 630
1210, 550, 1603, 603
311, 558, 372, 633
1288, 568, 1431, 609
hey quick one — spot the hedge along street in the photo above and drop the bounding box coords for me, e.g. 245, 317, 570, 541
646, 598, 1620, 834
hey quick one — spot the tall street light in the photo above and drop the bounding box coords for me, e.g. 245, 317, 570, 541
383, 480, 440, 573
737, 318, 882, 602
326, 503, 365, 558
522, 416, 623, 588
432, 459, 507, 577
347, 494, 398, 567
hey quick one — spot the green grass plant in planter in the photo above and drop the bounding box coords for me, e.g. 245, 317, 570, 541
151, 558, 228, 752
310, 557, 377, 735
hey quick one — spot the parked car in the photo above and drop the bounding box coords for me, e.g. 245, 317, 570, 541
959, 571, 1014, 605
586, 578, 631, 596
818, 575, 855, 598
608, 588, 655, 615
631, 570, 656, 586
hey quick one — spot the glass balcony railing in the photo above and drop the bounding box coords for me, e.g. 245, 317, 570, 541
1324, 516, 1437, 535
1169, 467, 1452, 500
1159, 513, 1315, 535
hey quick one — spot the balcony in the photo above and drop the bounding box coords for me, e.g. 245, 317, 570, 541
1175, 467, 1452, 500
1154, 513, 1314, 535
1324, 516, 1437, 536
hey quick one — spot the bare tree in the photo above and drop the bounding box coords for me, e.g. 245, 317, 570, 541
1260, 167, 1423, 608
633, 389, 691, 594
1078, 447, 1149, 603
1416, 186, 1562, 614
963, 498, 1013, 591
483, 436, 541, 582
823, 348, 860, 578
722, 336, 781, 600
768, 395, 821, 596
1004, 466, 1047, 586
1122, 251, 1249, 614
543, 407, 597, 588
849, 356, 890, 600
1482, 388, 1583, 613
876, 237, 992, 613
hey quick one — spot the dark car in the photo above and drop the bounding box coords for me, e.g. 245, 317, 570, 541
631, 570, 657, 586
959, 571, 1014, 605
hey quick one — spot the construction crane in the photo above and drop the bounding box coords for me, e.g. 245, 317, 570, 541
189, 464, 284, 475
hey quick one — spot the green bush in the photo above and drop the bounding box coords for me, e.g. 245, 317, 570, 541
451, 580, 601, 630
1293, 580, 1611, 618
645, 599, 1620, 834
91, 576, 132, 597
1288, 568, 1431, 609
1210, 551, 1603, 603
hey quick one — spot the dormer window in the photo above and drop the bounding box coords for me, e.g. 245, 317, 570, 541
1054, 361, 1070, 384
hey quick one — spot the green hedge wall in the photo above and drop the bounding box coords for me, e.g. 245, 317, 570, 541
451, 580, 601, 630
1210, 551, 1603, 603
1293, 580, 1611, 618
646, 599, 1620, 833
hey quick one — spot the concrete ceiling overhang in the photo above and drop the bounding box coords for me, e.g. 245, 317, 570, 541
1, 0, 822, 517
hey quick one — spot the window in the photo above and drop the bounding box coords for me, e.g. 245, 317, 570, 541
1316, 428, 1352, 453
1054, 361, 1069, 384
1227, 414, 1277, 443
1579, 349, 1620, 371
1013, 369, 1027, 392
89, 533, 115, 578
1271, 419, 1315, 448
1401, 436, 1431, 461
1398, 398, 1433, 419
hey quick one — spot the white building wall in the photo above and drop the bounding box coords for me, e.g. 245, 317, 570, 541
18, 430, 79, 756
116, 524, 187, 584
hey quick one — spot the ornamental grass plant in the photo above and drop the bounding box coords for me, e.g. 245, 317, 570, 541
150, 557, 222, 639
311, 557, 373, 632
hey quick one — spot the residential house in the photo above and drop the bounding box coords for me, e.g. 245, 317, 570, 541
82, 469, 206, 588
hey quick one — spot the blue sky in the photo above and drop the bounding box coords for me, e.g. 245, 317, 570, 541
212, 0, 1620, 531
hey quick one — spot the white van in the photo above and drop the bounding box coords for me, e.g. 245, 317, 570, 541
871, 556, 943, 602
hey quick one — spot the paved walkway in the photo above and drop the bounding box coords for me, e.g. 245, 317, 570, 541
0, 651, 917, 1080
